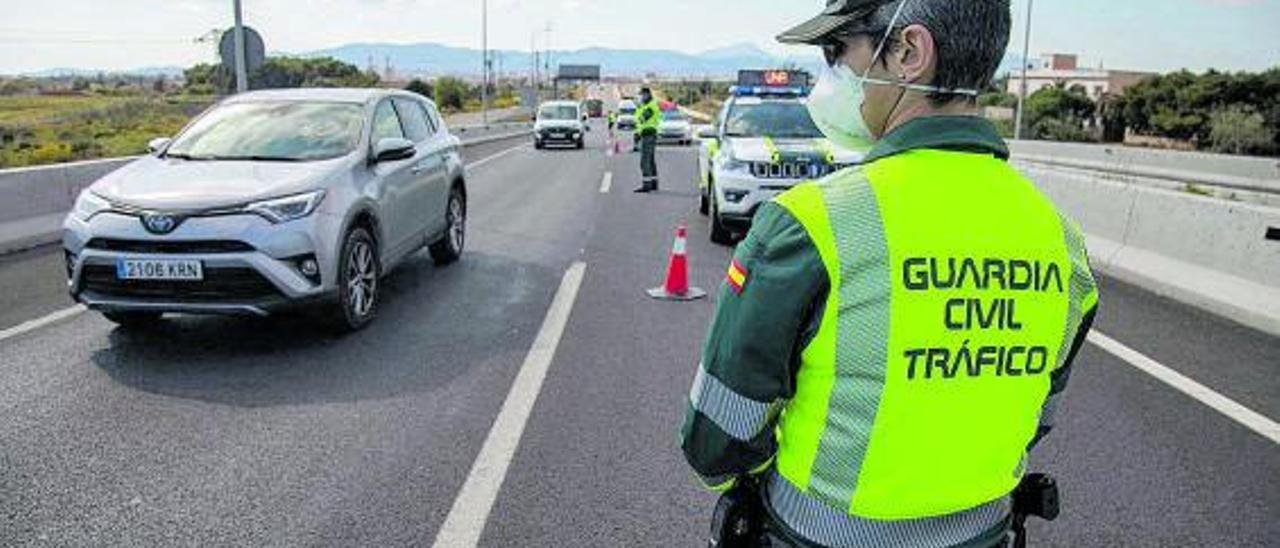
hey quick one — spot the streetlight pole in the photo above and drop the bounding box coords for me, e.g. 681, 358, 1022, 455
232, 0, 248, 94
481, 0, 489, 125
1014, 0, 1033, 141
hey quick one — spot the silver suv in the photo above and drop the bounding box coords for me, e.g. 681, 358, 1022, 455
62, 88, 468, 332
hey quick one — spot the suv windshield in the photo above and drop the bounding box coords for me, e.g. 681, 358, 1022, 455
166, 101, 364, 161
723, 100, 822, 139
539, 105, 579, 120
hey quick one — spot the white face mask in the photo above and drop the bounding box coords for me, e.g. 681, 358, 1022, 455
805, 0, 978, 152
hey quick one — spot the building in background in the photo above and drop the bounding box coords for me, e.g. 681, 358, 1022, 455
1008, 53, 1155, 99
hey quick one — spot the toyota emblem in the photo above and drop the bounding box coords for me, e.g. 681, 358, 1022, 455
141, 213, 181, 234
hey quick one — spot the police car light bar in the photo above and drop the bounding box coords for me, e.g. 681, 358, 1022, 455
737, 69, 811, 88
733, 70, 812, 97
729, 85, 810, 97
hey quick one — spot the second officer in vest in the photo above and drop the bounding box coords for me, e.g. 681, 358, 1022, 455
634, 87, 663, 193
680, 1, 1099, 546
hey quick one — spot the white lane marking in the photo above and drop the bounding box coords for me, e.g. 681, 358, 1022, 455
465, 143, 528, 170
432, 261, 587, 548
0, 305, 86, 344
599, 171, 612, 194
1089, 331, 1280, 445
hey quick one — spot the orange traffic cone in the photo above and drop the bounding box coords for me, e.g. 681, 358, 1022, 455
647, 224, 707, 301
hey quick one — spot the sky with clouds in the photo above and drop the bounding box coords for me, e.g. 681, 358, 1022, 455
0, 0, 1276, 75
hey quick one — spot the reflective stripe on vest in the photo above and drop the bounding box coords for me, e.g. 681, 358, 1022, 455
772, 149, 1098, 525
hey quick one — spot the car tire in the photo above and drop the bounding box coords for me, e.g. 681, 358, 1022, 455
698, 187, 710, 216
534, 140, 544, 150
102, 310, 163, 327
709, 186, 734, 245
576, 138, 585, 149
329, 226, 380, 333
429, 186, 466, 265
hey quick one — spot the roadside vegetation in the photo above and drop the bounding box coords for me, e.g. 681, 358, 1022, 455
981, 67, 1280, 156
1, 56, 526, 169
0, 93, 213, 168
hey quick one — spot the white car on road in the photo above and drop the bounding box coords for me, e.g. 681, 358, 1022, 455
534, 101, 587, 149
658, 108, 693, 146
63, 88, 468, 332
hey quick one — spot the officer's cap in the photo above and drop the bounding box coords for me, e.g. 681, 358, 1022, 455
777, 0, 897, 45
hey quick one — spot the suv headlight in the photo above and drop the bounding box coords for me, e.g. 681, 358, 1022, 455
72, 191, 111, 221
246, 190, 326, 224
719, 156, 751, 174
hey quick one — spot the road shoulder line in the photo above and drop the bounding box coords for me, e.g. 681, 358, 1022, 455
431, 261, 588, 547
1089, 331, 1280, 445
0, 304, 85, 343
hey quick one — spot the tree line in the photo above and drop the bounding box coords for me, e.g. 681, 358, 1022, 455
981, 67, 1279, 156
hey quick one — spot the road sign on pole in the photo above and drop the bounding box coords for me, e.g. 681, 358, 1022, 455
219, 25, 264, 94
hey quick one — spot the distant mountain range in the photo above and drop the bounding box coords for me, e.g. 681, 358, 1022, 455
303, 41, 820, 79
305, 41, 1030, 81
12, 41, 1030, 82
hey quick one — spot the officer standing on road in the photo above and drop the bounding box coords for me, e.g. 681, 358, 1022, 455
633, 87, 663, 193
608, 109, 618, 138
680, 1, 1099, 546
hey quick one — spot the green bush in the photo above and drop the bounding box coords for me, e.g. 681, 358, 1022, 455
1209, 105, 1275, 155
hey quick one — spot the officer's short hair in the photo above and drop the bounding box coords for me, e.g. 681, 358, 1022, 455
862, 0, 1011, 103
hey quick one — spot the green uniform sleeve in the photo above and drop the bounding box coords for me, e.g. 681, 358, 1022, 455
679, 203, 829, 490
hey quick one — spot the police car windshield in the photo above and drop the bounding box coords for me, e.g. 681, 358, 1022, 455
539, 105, 579, 120
724, 100, 821, 139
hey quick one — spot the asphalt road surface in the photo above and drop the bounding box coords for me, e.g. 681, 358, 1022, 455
1, 125, 1277, 547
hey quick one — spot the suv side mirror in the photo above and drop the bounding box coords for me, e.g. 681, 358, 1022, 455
148, 137, 171, 154
371, 137, 416, 163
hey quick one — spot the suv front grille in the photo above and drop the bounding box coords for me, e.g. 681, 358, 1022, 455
86, 239, 255, 254
80, 265, 282, 302
750, 161, 846, 180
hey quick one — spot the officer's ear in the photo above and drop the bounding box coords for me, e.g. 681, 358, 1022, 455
895, 23, 937, 86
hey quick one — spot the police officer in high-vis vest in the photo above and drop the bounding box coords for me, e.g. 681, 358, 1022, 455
680, 1, 1099, 546
633, 87, 663, 193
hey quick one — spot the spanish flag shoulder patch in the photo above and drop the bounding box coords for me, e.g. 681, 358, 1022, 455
726, 258, 749, 294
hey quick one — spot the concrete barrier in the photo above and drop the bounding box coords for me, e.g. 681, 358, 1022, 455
1009, 140, 1280, 183
1020, 162, 1280, 336
0, 125, 530, 255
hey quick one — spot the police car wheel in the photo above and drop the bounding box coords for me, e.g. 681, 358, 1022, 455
709, 191, 734, 245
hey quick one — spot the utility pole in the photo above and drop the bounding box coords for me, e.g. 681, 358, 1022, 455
544, 22, 553, 99
1014, 0, 1033, 141
232, 0, 248, 93
482, 0, 489, 125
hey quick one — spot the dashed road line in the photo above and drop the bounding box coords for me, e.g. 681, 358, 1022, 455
466, 143, 528, 170
1089, 331, 1280, 445
431, 261, 587, 548
600, 172, 613, 193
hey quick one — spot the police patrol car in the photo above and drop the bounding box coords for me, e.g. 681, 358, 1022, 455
697, 70, 864, 244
